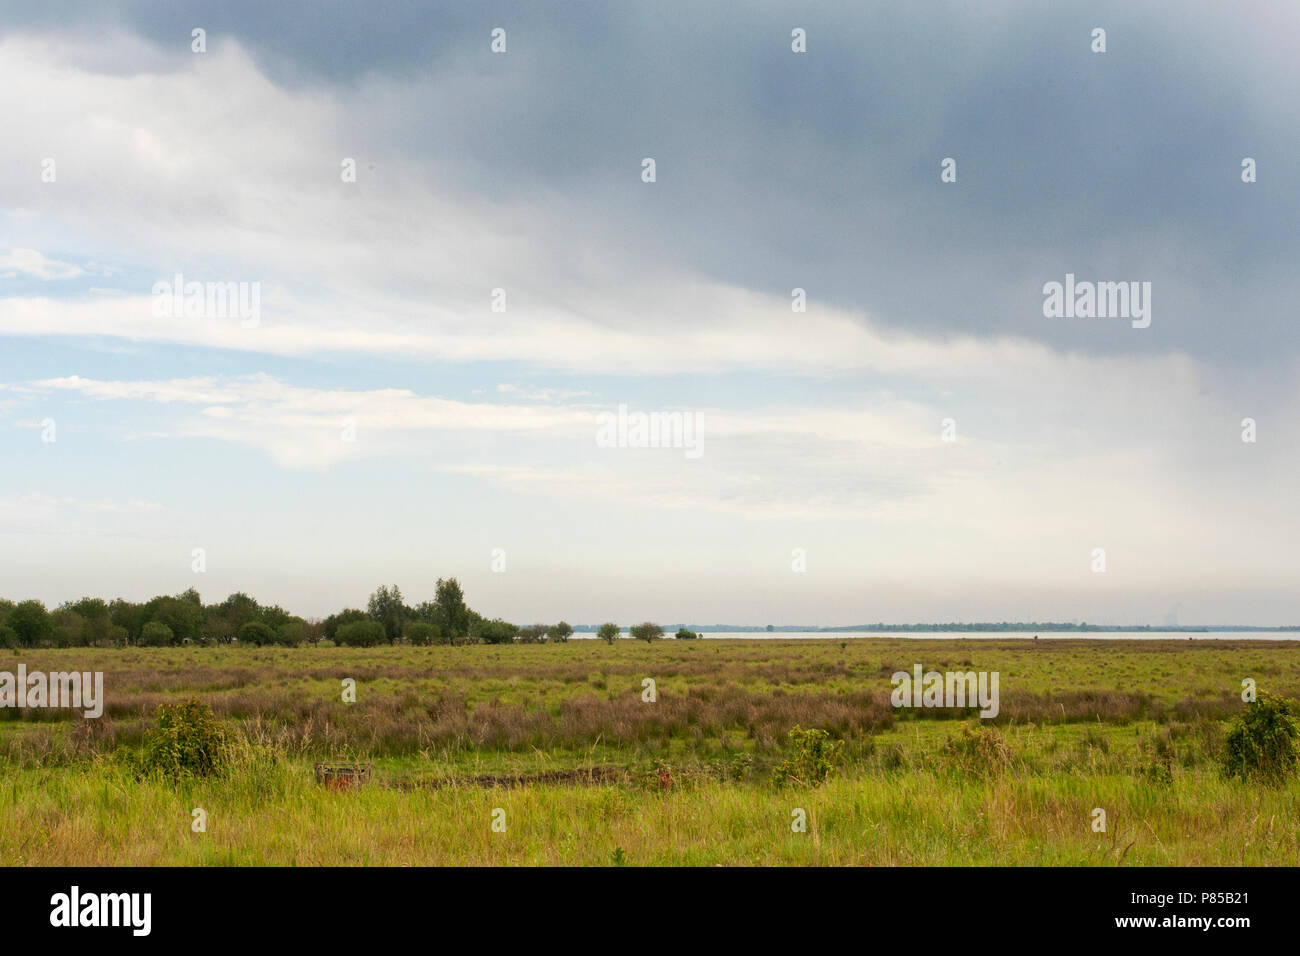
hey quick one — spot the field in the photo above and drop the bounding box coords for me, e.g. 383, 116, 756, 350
2, 638, 1299, 865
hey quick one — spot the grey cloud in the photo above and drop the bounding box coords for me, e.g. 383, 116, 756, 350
7, 1, 1297, 364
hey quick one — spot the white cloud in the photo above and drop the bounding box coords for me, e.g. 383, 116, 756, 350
0, 249, 83, 280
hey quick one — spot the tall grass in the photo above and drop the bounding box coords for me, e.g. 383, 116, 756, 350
2, 640, 1298, 865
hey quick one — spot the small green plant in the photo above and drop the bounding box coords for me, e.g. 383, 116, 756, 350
725, 752, 753, 781
610, 846, 628, 866
772, 725, 843, 787
1221, 692, 1299, 786
943, 723, 1013, 776
141, 697, 228, 781
705, 752, 753, 781
1140, 728, 1175, 785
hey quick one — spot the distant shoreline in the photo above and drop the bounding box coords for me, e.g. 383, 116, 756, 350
574, 624, 1300, 634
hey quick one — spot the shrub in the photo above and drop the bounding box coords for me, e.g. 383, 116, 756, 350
405, 621, 438, 646
141, 698, 228, 780
336, 620, 385, 647
1140, 727, 1175, 785
0, 624, 16, 649
1222, 692, 1299, 786
323, 608, 368, 642
139, 621, 175, 647
237, 621, 277, 646
630, 622, 663, 643
476, 619, 517, 645
943, 724, 1013, 776
547, 621, 574, 643
597, 622, 620, 644
517, 624, 548, 644
277, 621, 304, 646
772, 725, 843, 787
675, 627, 699, 640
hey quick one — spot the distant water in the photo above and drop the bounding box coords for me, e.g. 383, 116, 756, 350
682, 630, 1299, 641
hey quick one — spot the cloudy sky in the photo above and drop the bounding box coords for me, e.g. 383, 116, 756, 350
2, 1, 1298, 625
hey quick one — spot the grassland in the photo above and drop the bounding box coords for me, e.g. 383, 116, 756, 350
2, 639, 1298, 865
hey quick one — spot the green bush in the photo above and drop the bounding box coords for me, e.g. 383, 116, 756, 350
237, 621, 277, 646
516, 624, 548, 644
943, 724, 1013, 776
476, 619, 517, 645
630, 622, 663, 643
336, 620, 385, 647
7, 600, 53, 646
1222, 692, 1299, 786
675, 627, 699, 640
276, 621, 304, 646
139, 621, 175, 647
772, 725, 843, 787
141, 698, 228, 780
597, 622, 620, 644
405, 621, 438, 646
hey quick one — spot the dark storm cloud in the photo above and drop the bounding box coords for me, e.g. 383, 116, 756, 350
8, 0, 1296, 363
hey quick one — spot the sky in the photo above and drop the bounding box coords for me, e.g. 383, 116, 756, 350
2, 1, 1298, 626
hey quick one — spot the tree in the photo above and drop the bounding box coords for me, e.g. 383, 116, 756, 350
201, 615, 236, 645
147, 594, 204, 643
66, 597, 111, 645
336, 620, 385, 647
277, 621, 305, 646
517, 624, 548, 644
630, 622, 664, 643
139, 621, 175, 647
51, 609, 85, 647
597, 622, 620, 644
478, 618, 518, 645
405, 621, 438, 646
110, 598, 149, 644
259, 604, 294, 633
675, 627, 699, 640
432, 578, 471, 645
547, 621, 574, 643
201, 593, 258, 644
217, 592, 261, 627
236, 621, 277, 646
367, 584, 406, 643
323, 608, 368, 643
8, 600, 54, 647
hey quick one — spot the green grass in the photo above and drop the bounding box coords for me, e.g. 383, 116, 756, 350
1, 638, 1297, 865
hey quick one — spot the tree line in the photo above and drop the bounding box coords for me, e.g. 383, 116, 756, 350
0, 578, 695, 648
